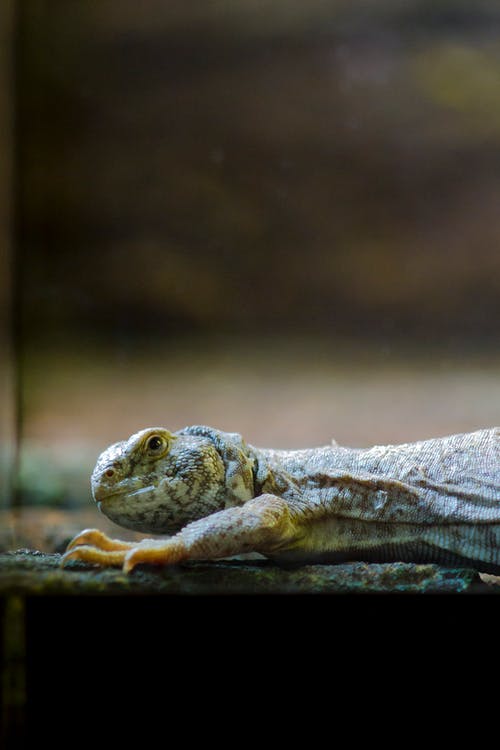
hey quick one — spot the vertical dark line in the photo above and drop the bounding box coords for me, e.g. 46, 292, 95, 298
10, 0, 23, 515
0, 596, 27, 745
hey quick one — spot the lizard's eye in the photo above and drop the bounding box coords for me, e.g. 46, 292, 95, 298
146, 435, 167, 455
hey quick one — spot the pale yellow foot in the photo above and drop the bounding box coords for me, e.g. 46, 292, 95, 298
61, 528, 136, 568
61, 529, 187, 571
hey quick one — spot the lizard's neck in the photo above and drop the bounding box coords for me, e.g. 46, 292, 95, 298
180, 425, 258, 508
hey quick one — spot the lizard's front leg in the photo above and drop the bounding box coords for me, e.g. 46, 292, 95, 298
122, 494, 297, 573
63, 495, 298, 573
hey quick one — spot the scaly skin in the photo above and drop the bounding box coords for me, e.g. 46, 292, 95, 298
62, 425, 500, 574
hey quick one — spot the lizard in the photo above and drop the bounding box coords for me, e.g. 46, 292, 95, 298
61, 424, 500, 574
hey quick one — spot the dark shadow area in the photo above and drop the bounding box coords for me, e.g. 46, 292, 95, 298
15, 593, 495, 739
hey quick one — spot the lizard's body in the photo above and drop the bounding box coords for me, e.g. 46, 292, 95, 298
63, 425, 500, 574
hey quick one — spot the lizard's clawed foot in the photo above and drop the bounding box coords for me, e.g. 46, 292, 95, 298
61, 528, 187, 572
61, 528, 134, 569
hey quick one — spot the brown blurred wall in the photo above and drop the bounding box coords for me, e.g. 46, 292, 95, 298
12, 1, 500, 349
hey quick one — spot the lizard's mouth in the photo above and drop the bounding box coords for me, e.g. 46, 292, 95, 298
94, 484, 156, 507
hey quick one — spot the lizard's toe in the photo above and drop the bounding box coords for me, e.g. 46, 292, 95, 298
65, 528, 103, 552
66, 528, 134, 553
61, 545, 127, 568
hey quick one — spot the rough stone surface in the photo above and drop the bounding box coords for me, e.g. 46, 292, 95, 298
0, 549, 497, 594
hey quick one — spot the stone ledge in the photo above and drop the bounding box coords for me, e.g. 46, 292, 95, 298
0, 549, 497, 594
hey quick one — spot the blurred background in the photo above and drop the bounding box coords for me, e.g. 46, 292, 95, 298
1, 0, 499, 550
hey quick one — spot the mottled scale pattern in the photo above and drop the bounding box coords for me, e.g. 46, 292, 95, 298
88, 424, 500, 572
91, 428, 231, 534
259, 428, 499, 523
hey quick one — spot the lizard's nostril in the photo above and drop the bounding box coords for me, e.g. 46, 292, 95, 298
105, 468, 115, 478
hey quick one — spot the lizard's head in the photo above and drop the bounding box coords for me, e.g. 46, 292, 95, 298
91, 426, 255, 534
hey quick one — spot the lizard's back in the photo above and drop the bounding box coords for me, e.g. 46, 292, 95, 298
260, 427, 500, 570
